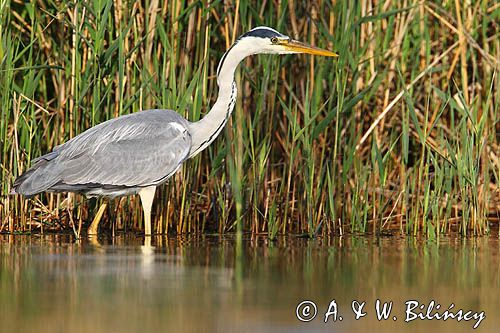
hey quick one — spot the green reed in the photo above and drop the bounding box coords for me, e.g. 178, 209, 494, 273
0, 0, 498, 236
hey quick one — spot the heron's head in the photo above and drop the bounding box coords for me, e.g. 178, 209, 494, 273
216, 27, 337, 80
236, 27, 338, 57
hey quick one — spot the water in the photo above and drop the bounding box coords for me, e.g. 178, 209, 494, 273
0, 234, 498, 332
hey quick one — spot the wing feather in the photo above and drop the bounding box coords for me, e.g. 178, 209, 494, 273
55, 110, 191, 187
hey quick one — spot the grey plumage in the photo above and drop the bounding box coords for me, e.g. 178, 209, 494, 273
13, 109, 191, 198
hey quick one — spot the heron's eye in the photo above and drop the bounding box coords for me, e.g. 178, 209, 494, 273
270, 37, 279, 44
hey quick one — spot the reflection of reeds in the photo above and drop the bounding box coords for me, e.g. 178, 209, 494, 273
1, 1, 498, 236
1, 234, 498, 332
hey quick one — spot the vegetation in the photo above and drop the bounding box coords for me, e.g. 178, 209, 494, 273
0, 0, 498, 237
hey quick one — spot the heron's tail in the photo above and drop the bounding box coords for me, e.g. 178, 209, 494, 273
11, 151, 61, 197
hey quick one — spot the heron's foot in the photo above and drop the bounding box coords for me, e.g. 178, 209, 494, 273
88, 203, 107, 235
88, 236, 102, 247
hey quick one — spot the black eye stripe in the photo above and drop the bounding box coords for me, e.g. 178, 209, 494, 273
241, 28, 284, 39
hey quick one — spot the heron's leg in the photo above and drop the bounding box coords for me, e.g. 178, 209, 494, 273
139, 186, 156, 235
88, 202, 107, 235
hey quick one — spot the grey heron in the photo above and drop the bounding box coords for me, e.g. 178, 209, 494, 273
12, 26, 337, 235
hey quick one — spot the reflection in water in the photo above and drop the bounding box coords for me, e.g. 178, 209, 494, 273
0, 234, 498, 332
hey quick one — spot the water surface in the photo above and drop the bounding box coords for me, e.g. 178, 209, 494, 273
1, 234, 498, 332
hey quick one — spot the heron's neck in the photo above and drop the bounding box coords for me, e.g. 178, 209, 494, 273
188, 44, 248, 157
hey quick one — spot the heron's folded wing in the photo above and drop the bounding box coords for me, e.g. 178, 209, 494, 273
56, 113, 191, 187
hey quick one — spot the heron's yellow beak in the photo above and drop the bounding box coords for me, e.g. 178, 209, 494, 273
282, 39, 338, 57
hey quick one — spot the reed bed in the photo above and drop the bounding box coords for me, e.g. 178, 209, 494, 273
0, 0, 498, 237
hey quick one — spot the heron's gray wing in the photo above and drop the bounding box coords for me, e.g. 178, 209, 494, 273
55, 110, 191, 187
